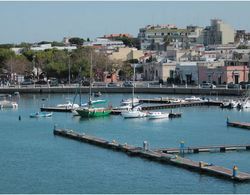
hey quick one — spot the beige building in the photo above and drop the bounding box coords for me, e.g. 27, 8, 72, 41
109, 47, 144, 61
203, 19, 234, 45
143, 60, 176, 81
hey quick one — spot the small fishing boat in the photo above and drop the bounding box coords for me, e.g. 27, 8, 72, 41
147, 111, 169, 119
30, 112, 53, 118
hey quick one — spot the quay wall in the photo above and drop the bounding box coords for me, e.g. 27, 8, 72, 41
0, 86, 245, 96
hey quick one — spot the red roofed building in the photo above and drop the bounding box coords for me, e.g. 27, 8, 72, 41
103, 33, 133, 39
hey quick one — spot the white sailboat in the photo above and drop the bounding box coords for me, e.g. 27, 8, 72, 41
121, 64, 146, 119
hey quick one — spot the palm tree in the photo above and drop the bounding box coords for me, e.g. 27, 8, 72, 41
163, 35, 172, 51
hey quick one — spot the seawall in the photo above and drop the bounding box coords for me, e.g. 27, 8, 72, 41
0, 86, 245, 96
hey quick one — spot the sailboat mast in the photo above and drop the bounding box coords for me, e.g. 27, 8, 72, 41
89, 52, 93, 104
132, 64, 135, 108
79, 66, 82, 106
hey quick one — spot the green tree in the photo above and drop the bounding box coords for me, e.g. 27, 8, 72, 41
163, 35, 172, 51
69, 37, 85, 46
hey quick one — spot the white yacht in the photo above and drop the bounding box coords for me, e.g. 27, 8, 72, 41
56, 101, 79, 109
121, 97, 140, 105
121, 106, 147, 118
147, 111, 169, 119
184, 96, 202, 102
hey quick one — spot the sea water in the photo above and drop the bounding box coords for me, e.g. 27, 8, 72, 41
0, 93, 250, 193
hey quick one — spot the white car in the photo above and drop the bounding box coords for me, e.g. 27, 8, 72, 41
201, 83, 216, 89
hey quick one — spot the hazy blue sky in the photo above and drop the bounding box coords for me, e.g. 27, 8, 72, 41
0, 1, 250, 44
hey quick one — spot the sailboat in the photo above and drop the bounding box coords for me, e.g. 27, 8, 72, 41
75, 52, 112, 118
121, 64, 146, 119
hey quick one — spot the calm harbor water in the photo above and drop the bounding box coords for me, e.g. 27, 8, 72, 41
1, 93, 250, 193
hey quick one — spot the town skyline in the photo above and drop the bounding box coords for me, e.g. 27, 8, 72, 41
1, 1, 250, 44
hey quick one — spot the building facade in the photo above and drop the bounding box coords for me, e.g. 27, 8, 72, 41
203, 19, 234, 46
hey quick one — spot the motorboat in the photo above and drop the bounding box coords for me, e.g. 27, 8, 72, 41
121, 97, 140, 105
113, 101, 133, 111
147, 111, 169, 119
121, 106, 147, 118
237, 98, 250, 109
184, 96, 202, 102
0, 100, 18, 109
30, 112, 53, 118
56, 101, 79, 109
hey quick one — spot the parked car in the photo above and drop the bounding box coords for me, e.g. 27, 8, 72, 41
82, 80, 90, 86
228, 82, 240, 89
107, 82, 120, 87
21, 80, 34, 85
35, 80, 48, 85
240, 82, 250, 89
201, 83, 216, 89
49, 78, 59, 86
123, 81, 133, 87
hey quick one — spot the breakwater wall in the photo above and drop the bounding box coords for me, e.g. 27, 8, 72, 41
0, 86, 245, 96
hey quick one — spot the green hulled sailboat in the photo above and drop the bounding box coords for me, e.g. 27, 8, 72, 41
75, 52, 112, 118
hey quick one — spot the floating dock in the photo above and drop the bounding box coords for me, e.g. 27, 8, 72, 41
41, 107, 73, 112
53, 128, 250, 182
41, 100, 222, 113
227, 121, 250, 130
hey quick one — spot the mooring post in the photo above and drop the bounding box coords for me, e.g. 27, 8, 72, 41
18, 115, 21, 121
180, 141, 185, 154
233, 165, 238, 178
227, 116, 229, 124
143, 141, 148, 151
54, 124, 57, 131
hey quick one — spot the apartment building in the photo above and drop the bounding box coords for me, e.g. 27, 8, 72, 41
203, 19, 235, 45
138, 24, 190, 51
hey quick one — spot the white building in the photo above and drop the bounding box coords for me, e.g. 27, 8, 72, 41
175, 62, 198, 84
30, 44, 77, 51
83, 38, 125, 50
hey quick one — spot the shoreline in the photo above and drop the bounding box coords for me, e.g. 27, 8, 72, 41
0, 86, 245, 96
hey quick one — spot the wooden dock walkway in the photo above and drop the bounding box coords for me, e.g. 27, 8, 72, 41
155, 144, 250, 154
53, 128, 250, 182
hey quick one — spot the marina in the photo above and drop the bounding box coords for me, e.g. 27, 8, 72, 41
1, 93, 250, 193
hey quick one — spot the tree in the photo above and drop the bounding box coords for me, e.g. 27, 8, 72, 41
163, 35, 172, 51
69, 37, 85, 46
0, 48, 15, 73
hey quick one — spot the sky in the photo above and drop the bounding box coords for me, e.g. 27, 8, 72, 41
0, 1, 250, 44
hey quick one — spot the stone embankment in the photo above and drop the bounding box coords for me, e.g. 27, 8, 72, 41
0, 85, 245, 96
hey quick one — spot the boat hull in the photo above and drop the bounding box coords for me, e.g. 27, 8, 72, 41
76, 108, 111, 117
121, 110, 147, 118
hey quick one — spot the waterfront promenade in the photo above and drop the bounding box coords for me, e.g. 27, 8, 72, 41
0, 84, 245, 96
